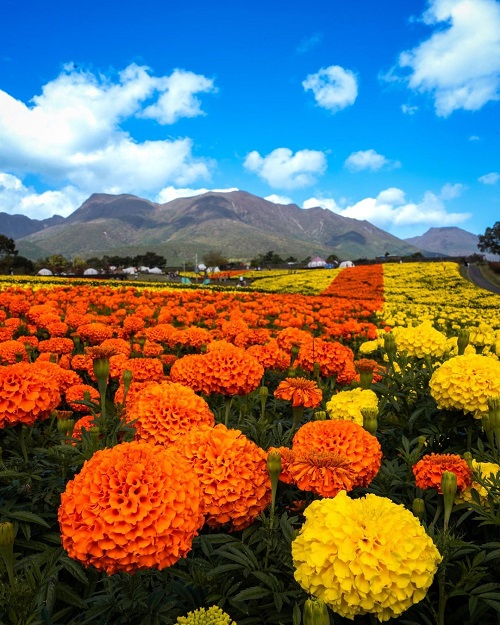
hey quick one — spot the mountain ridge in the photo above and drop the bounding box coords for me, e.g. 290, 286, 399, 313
0, 190, 480, 262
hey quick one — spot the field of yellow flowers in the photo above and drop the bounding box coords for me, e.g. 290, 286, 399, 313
0, 262, 500, 625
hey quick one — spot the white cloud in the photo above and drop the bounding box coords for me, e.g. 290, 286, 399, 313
302, 196, 341, 212
140, 69, 216, 124
302, 65, 358, 113
302, 187, 471, 233
156, 186, 238, 204
344, 149, 400, 172
394, 0, 500, 116
469, 135, 480, 141
401, 104, 419, 115
0, 63, 216, 217
265, 194, 294, 205
244, 147, 327, 189
478, 172, 500, 184
0, 172, 86, 219
440, 182, 466, 199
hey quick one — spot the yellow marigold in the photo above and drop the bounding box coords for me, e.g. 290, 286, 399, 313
58, 441, 204, 574
175, 424, 271, 531
292, 492, 442, 621
455, 460, 500, 506
274, 377, 323, 408
326, 388, 378, 426
358, 338, 384, 355
125, 381, 215, 445
176, 606, 236, 624
413, 453, 472, 493
392, 321, 448, 358
0, 362, 61, 428
293, 420, 382, 488
429, 354, 500, 418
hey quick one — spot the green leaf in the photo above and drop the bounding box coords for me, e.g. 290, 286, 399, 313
233, 586, 272, 602
55, 582, 88, 609
206, 563, 242, 578
0, 509, 50, 527
60, 554, 89, 585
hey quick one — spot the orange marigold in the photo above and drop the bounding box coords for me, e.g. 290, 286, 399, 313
284, 450, 356, 498
121, 357, 164, 383
126, 381, 215, 445
292, 420, 382, 488
31, 361, 82, 393
72, 414, 95, 440
247, 340, 290, 371
0, 340, 29, 364
0, 362, 61, 427
76, 322, 114, 344
58, 441, 204, 574
413, 454, 472, 493
38, 338, 75, 355
65, 384, 100, 411
295, 339, 357, 384
176, 424, 271, 531
274, 377, 323, 408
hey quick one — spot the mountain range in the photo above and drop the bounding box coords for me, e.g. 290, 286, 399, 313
0, 190, 481, 262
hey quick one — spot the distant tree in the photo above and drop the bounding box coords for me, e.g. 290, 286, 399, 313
203, 250, 229, 269
36, 254, 70, 274
326, 254, 339, 264
134, 252, 166, 268
0, 234, 18, 273
478, 222, 500, 256
10, 255, 34, 274
410, 252, 424, 259
285, 256, 298, 263
0, 235, 17, 258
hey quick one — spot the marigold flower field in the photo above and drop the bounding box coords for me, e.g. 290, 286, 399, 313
1, 262, 500, 625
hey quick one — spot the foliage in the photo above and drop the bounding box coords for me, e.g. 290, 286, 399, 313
478, 221, 500, 257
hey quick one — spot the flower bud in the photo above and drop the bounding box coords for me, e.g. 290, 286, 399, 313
303, 597, 329, 625
314, 410, 327, 421
122, 369, 133, 395
57, 418, 74, 437
457, 329, 470, 355
92, 357, 110, 383
267, 450, 282, 478
412, 497, 425, 521
463, 451, 473, 469
487, 396, 500, 430
0, 522, 14, 547
361, 407, 378, 435
259, 386, 269, 400
383, 332, 397, 361
441, 470, 457, 532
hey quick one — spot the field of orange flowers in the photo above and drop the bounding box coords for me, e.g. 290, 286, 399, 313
0, 263, 500, 625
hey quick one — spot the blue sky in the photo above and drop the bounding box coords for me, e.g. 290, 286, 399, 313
0, 0, 499, 239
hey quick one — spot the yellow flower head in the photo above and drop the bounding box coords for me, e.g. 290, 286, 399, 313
455, 460, 500, 506
325, 388, 378, 426
292, 492, 442, 622
429, 354, 500, 418
392, 321, 448, 359
175, 605, 236, 624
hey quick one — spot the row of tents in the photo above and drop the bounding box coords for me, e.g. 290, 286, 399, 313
307, 256, 354, 268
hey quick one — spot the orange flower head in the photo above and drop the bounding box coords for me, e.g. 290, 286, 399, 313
292, 419, 382, 488
0, 362, 61, 428
175, 424, 271, 531
72, 414, 95, 440
126, 381, 215, 446
284, 450, 356, 498
58, 441, 204, 574
65, 384, 100, 412
0, 340, 29, 364
274, 377, 322, 408
413, 454, 472, 493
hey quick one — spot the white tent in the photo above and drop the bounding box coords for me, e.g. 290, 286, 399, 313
148, 267, 163, 274
307, 256, 327, 268
122, 267, 136, 274
339, 260, 355, 268
37, 268, 53, 276
83, 268, 99, 275
138, 266, 150, 273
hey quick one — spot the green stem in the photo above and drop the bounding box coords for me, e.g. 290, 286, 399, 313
437, 565, 447, 625
429, 500, 442, 533
18, 426, 28, 463
224, 397, 233, 427
285, 406, 304, 445
97, 378, 107, 421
